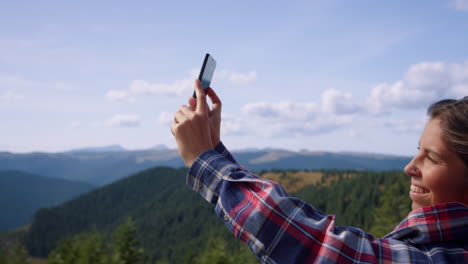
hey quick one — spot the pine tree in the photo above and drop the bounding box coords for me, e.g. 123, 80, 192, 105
75, 232, 109, 264
48, 232, 109, 264
48, 237, 78, 264
0, 248, 7, 264
112, 217, 145, 264
9, 243, 29, 264
196, 237, 236, 264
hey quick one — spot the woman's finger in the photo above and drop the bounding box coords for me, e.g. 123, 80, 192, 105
170, 122, 177, 136
179, 105, 193, 115
207, 87, 221, 105
188, 97, 197, 111
207, 87, 222, 112
174, 109, 186, 123
194, 80, 208, 113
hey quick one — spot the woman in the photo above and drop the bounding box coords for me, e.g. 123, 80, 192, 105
171, 80, 468, 263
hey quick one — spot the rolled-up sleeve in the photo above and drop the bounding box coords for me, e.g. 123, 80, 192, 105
186, 146, 444, 264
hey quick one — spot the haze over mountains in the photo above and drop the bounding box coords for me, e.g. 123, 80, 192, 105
0, 144, 412, 186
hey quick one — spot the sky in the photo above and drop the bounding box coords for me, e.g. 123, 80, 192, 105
1, 0, 468, 155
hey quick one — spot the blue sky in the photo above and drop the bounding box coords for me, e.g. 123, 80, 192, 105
1, 0, 468, 155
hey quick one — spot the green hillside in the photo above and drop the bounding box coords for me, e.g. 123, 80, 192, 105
0, 170, 94, 231
25, 167, 411, 263
26, 167, 224, 262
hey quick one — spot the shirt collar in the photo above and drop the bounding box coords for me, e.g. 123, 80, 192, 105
385, 202, 468, 244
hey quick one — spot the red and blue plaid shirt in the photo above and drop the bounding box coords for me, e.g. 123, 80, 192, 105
187, 142, 468, 264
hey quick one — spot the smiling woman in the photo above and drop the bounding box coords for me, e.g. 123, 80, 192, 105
172, 84, 468, 264
405, 97, 468, 210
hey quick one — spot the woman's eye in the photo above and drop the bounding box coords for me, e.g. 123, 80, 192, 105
426, 156, 436, 163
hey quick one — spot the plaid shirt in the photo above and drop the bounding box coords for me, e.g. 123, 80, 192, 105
187, 142, 468, 264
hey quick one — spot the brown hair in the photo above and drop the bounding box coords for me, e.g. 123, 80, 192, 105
427, 96, 468, 168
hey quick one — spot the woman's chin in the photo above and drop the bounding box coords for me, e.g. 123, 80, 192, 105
409, 191, 431, 210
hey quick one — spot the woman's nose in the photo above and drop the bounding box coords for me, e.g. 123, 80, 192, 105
404, 156, 420, 177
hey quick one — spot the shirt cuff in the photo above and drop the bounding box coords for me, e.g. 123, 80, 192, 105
187, 149, 240, 205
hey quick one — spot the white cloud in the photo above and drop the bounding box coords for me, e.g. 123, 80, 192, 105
106, 90, 135, 103
70, 121, 82, 128
158, 110, 247, 136
347, 129, 362, 138
242, 101, 319, 120
248, 115, 352, 138
215, 70, 257, 84
157, 100, 351, 139
105, 69, 257, 103
105, 114, 141, 127
368, 61, 468, 114
321, 89, 362, 114
221, 113, 246, 136
0, 144, 10, 151
0, 75, 75, 91
0, 90, 24, 103
284, 115, 352, 136
240, 91, 356, 137
129, 79, 193, 97
0, 75, 36, 89
158, 111, 173, 125
382, 119, 425, 133
450, 0, 468, 11
50, 82, 75, 91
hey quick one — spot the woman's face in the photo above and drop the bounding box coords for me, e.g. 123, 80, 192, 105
404, 118, 468, 210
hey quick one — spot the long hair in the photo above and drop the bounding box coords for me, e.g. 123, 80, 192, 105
427, 96, 468, 168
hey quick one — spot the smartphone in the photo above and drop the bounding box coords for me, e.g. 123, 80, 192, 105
193, 53, 216, 98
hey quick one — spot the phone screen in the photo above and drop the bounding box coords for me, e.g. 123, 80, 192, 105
193, 53, 216, 98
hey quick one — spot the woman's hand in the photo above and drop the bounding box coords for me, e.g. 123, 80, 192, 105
171, 80, 214, 167
188, 83, 222, 147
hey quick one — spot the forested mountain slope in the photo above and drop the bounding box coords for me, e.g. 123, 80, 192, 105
0, 170, 94, 231
25, 166, 411, 263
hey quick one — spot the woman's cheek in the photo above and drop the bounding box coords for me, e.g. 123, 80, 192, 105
429, 168, 459, 203
424, 168, 444, 201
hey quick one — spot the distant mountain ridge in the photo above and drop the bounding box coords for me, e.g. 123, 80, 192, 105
0, 146, 412, 186
66, 144, 127, 153
66, 144, 169, 153
0, 170, 94, 231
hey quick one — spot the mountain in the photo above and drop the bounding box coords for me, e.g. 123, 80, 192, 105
0, 148, 411, 186
0, 149, 183, 186
233, 149, 411, 171
0, 170, 94, 231
25, 166, 411, 263
148, 144, 169, 150
66, 144, 127, 153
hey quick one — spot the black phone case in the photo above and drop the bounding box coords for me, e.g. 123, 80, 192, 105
193, 53, 216, 98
